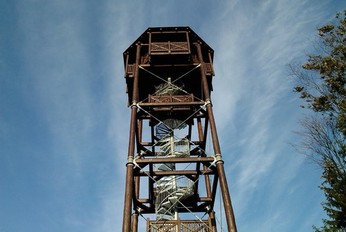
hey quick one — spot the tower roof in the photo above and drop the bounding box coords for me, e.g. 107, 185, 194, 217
123, 26, 214, 64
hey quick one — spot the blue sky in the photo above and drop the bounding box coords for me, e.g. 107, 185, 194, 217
1, 0, 346, 231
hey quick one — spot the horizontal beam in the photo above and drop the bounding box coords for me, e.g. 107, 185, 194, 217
135, 156, 215, 164
139, 141, 202, 147
137, 169, 215, 177
138, 101, 205, 107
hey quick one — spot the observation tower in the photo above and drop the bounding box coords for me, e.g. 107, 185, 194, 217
122, 27, 237, 232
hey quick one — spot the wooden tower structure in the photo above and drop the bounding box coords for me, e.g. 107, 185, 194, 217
122, 27, 237, 232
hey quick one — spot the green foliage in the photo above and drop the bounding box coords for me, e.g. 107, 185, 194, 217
294, 10, 346, 135
292, 10, 346, 232
318, 157, 346, 231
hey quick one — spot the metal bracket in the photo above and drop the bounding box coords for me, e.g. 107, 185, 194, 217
212, 154, 224, 166
126, 156, 134, 166
205, 99, 212, 107
131, 101, 138, 108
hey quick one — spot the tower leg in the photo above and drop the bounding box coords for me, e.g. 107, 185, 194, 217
122, 43, 141, 232
196, 41, 237, 232
207, 104, 237, 232
122, 163, 133, 232
216, 162, 237, 232
122, 107, 137, 232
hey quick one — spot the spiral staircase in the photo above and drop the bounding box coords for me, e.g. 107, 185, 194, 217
154, 119, 194, 219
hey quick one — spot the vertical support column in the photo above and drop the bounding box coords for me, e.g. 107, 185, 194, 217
122, 43, 142, 232
196, 42, 237, 232
197, 118, 212, 199
132, 212, 139, 232
208, 210, 217, 232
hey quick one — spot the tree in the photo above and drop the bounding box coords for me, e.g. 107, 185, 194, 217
291, 10, 346, 231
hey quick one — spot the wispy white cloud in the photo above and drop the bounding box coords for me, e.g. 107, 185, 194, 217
90, 1, 151, 231
201, 0, 336, 230
12, 1, 129, 230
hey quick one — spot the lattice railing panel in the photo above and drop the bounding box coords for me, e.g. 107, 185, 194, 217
148, 220, 210, 232
149, 94, 194, 103
126, 64, 135, 77
150, 42, 189, 54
